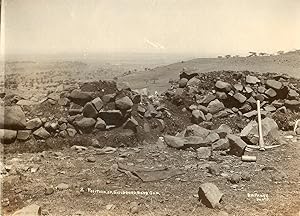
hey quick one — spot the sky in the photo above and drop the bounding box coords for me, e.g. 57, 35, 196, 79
2, 0, 300, 57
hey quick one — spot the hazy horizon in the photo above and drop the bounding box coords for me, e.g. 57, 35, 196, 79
2, 0, 300, 59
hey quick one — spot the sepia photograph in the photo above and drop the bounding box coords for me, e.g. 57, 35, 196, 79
0, 0, 300, 215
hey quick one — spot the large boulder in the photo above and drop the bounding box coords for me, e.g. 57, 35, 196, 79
115, 96, 133, 110
233, 83, 243, 92
258, 86, 266, 94
191, 110, 206, 124
73, 118, 96, 131
17, 130, 31, 141
247, 96, 257, 108
198, 105, 209, 114
68, 103, 83, 116
95, 118, 106, 130
164, 135, 209, 149
212, 138, 229, 151
240, 117, 278, 145
0, 129, 17, 144
265, 88, 277, 98
213, 109, 233, 119
243, 110, 258, 118
201, 94, 217, 105
69, 89, 92, 105
102, 93, 116, 104
207, 99, 225, 114
131, 93, 141, 104
215, 81, 231, 92
288, 89, 299, 99
214, 124, 232, 138
216, 92, 227, 100
205, 132, 220, 143
246, 75, 260, 84
66, 128, 77, 137
227, 134, 247, 156
266, 80, 282, 90
91, 97, 103, 111
285, 100, 300, 110
245, 86, 253, 94
12, 204, 41, 216
0, 106, 26, 129
33, 127, 51, 140
99, 110, 124, 126
48, 92, 60, 101
264, 105, 276, 112
239, 103, 252, 113
116, 81, 131, 91
179, 78, 188, 88
233, 93, 247, 104
26, 118, 42, 130
82, 102, 98, 118
123, 117, 139, 131
16, 100, 38, 106
198, 183, 223, 208
187, 77, 201, 87
186, 124, 210, 138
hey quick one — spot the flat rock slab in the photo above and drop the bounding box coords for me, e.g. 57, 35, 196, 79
246, 75, 260, 84
266, 80, 282, 90
198, 183, 223, 208
164, 135, 209, 149
12, 204, 41, 216
118, 163, 184, 182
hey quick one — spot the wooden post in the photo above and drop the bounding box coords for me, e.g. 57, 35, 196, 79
257, 100, 265, 151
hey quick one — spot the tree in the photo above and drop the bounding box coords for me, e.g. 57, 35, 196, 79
248, 52, 257, 57
277, 51, 284, 55
259, 52, 267, 56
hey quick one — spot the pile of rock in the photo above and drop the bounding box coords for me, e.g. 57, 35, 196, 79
166, 71, 300, 131
0, 81, 169, 144
162, 70, 300, 157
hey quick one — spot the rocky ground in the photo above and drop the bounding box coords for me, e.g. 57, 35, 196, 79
1, 63, 300, 215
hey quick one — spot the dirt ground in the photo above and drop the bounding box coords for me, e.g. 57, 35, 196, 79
1, 131, 300, 216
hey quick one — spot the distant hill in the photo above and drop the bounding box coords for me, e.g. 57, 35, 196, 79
120, 50, 300, 93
